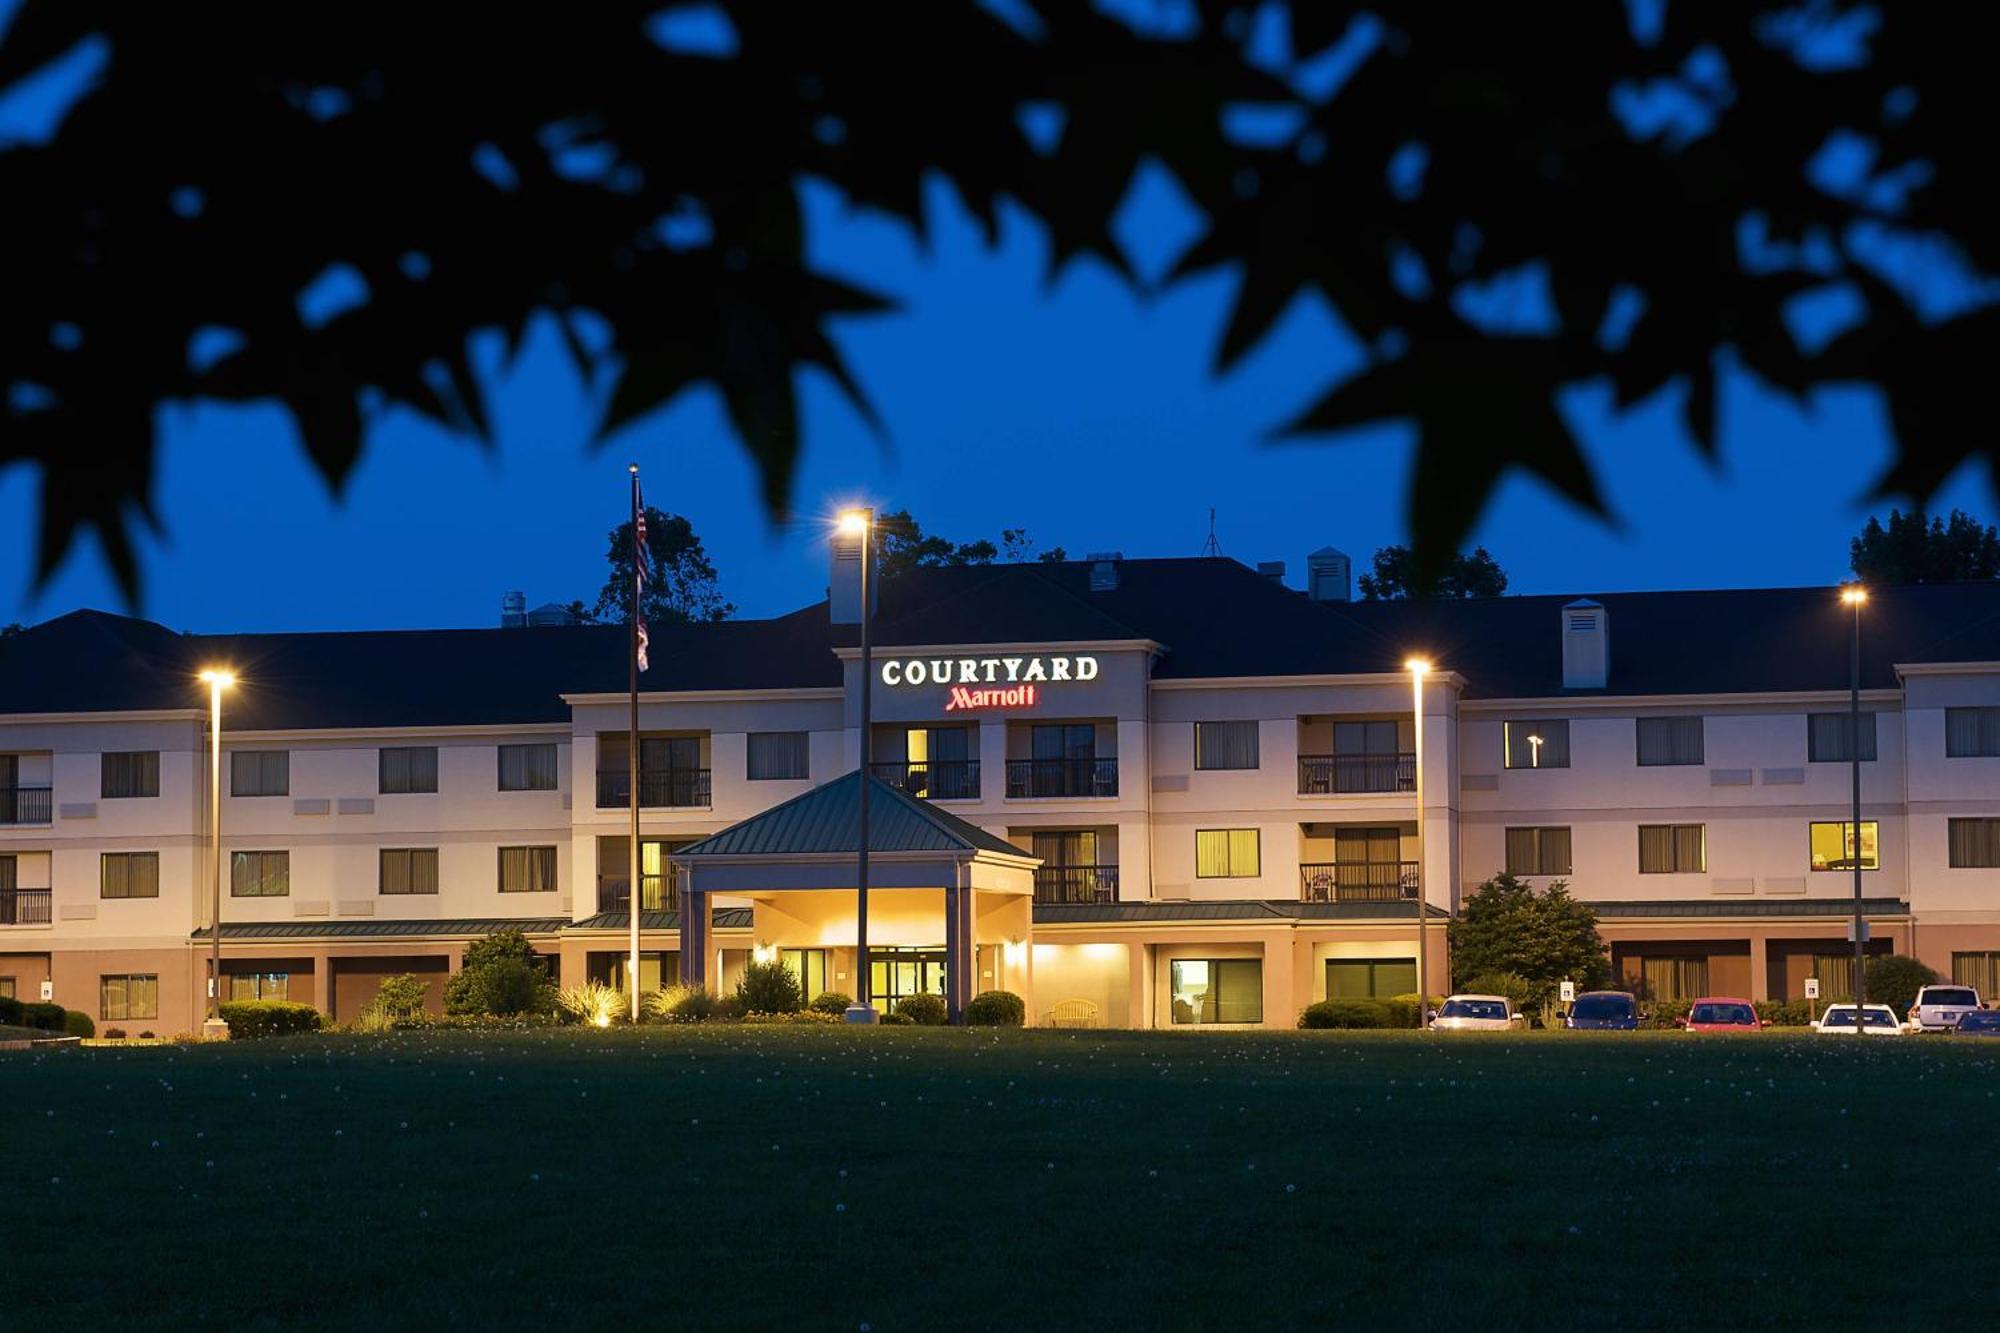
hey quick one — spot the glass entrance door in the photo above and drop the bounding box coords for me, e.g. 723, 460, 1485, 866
868, 948, 947, 1013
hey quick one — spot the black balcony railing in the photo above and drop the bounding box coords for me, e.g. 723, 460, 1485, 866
0, 887, 52, 925
1297, 754, 1416, 795
1299, 861, 1420, 903
595, 769, 711, 809
1005, 757, 1119, 799
596, 875, 681, 915
0, 787, 52, 826
870, 760, 981, 801
1033, 865, 1119, 904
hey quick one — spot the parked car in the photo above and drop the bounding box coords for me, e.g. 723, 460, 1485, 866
1907, 985, 1983, 1033
1950, 1011, 2000, 1036
1677, 997, 1764, 1032
1430, 995, 1525, 1031
1811, 1003, 1906, 1035
1566, 991, 1639, 1030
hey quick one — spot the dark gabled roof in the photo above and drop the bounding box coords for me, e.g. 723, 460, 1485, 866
567, 907, 754, 932
193, 916, 570, 940
1586, 897, 1908, 919
677, 772, 1029, 859
1033, 899, 1448, 925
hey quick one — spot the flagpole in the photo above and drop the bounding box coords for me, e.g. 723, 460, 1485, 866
627, 464, 643, 1023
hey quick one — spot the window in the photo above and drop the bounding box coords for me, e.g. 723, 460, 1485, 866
1195, 828, 1261, 878
499, 743, 559, 791
1503, 720, 1570, 769
1635, 717, 1704, 766
0, 977, 13, 1000
1946, 707, 2000, 757
1194, 721, 1260, 771
1953, 952, 2000, 996
1504, 827, 1572, 876
746, 731, 810, 781
1169, 959, 1263, 1024
100, 973, 159, 1021
231, 750, 289, 796
379, 746, 439, 794
379, 848, 440, 895
100, 750, 159, 798
1808, 712, 1877, 763
1811, 954, 1855, 1002
1326, 958, 1417, 1000
231, 850, 290, 897
1638, 956, 1708, 1001
1638, 824, 1705, 873
1949, 818, 2000, 869
1809, 821, 1878, 871
228, 972, 290, 1001
500, 845, 558, 893
100, 851, 160, 899
781, 948, 830, 1003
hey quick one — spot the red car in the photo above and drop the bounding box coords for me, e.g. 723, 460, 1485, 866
1676, 997, 1766, 1032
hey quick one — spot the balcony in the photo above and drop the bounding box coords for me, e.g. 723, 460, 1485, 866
870, 760, 981, 801
595, 769, 711, 810
1006, 758, 1119, 799
0, 887, 52, 925
0, 787, 52, 826
1033, 865, 1119, 905
1297, 754, 1415, 795
1299, 861, 1419, 904
596, 876, 681, 915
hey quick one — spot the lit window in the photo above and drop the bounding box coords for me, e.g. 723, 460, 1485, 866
1809, 821, 1878, 871
1169, 959, 1263, 1024
1195, 829, 1260, 878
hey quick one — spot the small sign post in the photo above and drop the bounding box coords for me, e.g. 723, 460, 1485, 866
1559, 980, 1576, 1003
1805, 976, 1820, 1022
39, 979, 54, 1002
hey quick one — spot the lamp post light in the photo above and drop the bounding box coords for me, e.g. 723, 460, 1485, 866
839, 508, 880, 1025
1406, 657, 1432, 1027
198, 669, 235, 1039
1840, 584, 1868, 1028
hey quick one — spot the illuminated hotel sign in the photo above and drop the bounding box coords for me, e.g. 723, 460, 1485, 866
880, 655, 1099, 712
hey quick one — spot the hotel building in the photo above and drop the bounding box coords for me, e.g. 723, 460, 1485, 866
3, 547, 1999, 1032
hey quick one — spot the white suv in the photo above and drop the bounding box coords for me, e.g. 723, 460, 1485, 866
1908, 985, 1983, 1033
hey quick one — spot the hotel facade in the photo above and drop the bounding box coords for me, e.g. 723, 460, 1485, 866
4, 547, 2000, 1033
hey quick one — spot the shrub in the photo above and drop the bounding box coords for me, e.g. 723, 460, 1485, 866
1299, 998, 1390, 1029
743, 1008, 841, 1025
734, 959, 803, 1015
1756, 998, 1813, 1027
1535, 998, 1566, 1031
139, 1030, 156, 1039
1865, 954, 1940, 1015
878, 1008, 913, 1026
1640, 997, 1693, 1029
1382, 994, 1444, 1029
444, 929, 558, 1016
370, 973, 431, 1020
23, 1001, 66, 1031
897, 993, 948, 1026
218, 1000, 321, 1040
649, 984, 724, 1022
558, 981, 628, 1027
103, 1027, 128, 1040
1457, 971, 1536, 1011
64, 1010, 95, 1038
809, 991, 853, 1016
0, 994, 22, 1025
964, 990, 1025, 1027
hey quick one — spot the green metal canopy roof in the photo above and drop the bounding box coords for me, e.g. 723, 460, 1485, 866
676, 772, 1029, 859
1585, 897, 1908, 919
192, 917, 571, 941
568, 907, 754, 932
1034, 899, 1449, 925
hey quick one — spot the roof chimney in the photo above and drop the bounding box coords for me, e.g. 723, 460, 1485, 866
501, 591, 527, 628
1256, 560, 1286, 583
1561, 599, 1608, 689
1306, 547, 1350, 602
1087, 552, 1123, 593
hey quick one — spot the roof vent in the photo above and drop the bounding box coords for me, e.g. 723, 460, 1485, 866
1561, 599, 1608, 689
1087, 552, 1123, 593
1306, 546, 1350, 602
525, 602, 577, 627
501, 591, 527, 628
1256, 560, 1286, 583
828, 529, 875, 625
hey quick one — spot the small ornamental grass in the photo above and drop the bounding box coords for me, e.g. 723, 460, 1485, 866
557, 981, 628, 1028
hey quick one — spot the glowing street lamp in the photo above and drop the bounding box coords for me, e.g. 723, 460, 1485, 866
838, 507, 879, 1025
1840, 584, 1868, 1028
1405, 657, 1432, 1026
198, 669, 235, 1038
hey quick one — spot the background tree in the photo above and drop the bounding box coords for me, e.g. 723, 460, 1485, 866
586, 507, 733, 626
875, 510, 1064, 580
1357, 545, 1508, 600
1448, 873, 1609, 1007
1850, 509, 2000, 585
6, 4, 1997, 602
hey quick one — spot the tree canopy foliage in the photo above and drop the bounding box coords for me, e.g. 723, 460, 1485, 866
5, 2, 1994, 603
875, 509, 1064, 580
1448, 873, 1608, 1006
1357, 544, 1508, 600
583, 506, 733, 626
1850, 509, 2000, 585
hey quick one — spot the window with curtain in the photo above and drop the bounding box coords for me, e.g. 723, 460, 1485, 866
1326, 958, 1418, 999
100, 851, 160, 899
1195, 828, 1260, 878
1032, 830, 1099, 867
1807, 712, 1877, 762
1635, 717, 1704, 766
1332, 719, 1401, 755
1809, 821, 1878, 871
230, 750, 289, 796
100, 973, 159, 1020
380, 848, 440, 895
1503, 720, 1570, 769
1946, 707, 2000, 757
746, 731, 810, 780
0, 977, 14, 1000
1504, 827, 1572, 876
1194, 721, 1260, 770
230, 850, 290, 897
499, 743, 559, 791
499, 845, 557, 893
1640, 956, 1709, 1001
228, 972, 290, 1001
100, 750, 159, 798
1953, 952, 2000, 995
379, 746, 439, 794
1949, 818, 2000, 868
1638, 824, 1705, 873
1812, 954, 1855, 1001
1170, 959, 1263, 1024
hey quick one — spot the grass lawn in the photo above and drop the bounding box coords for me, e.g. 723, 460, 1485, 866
5, 1028, 1998, 1330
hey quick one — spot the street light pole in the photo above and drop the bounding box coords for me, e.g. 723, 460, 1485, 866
840, 509, 879, 1024
1842, 585, 1868, 1030
1406, 658, 1431, 1027
199, 669, 234, 1037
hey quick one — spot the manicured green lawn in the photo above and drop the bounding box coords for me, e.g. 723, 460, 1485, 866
5, 1028, 1997, 1329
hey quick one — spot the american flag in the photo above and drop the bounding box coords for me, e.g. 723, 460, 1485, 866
634, 491, 650, 673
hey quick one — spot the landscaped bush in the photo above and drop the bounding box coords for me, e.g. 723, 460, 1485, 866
218, 1000, 322, 1040
443, 929, 558, 1017
1756, 998, 1813, 1027
64, 1010, 95, 1038
809, 991, 853, 1016
557, 981, 627, 1027
1299, 998, 1390, 1029
964, 990, 1025, 1027
877, 1008, 913, 1026
1865, 954, 1940, 1015
897, 993, 948, 1026
743, 1009, 841, 1025
22, 1001, 66, 1031
735, 959, 803, 1015
1640, 997, 1693, 1029
387, 1012, 565, 1031
1383, 994, 1444, 1029
103, 1027, 127, 1040
1457, 971, 1536, 1011
0, 994, 23, 1025
372, 973, 431, 1019
649, 984, 720, 1022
